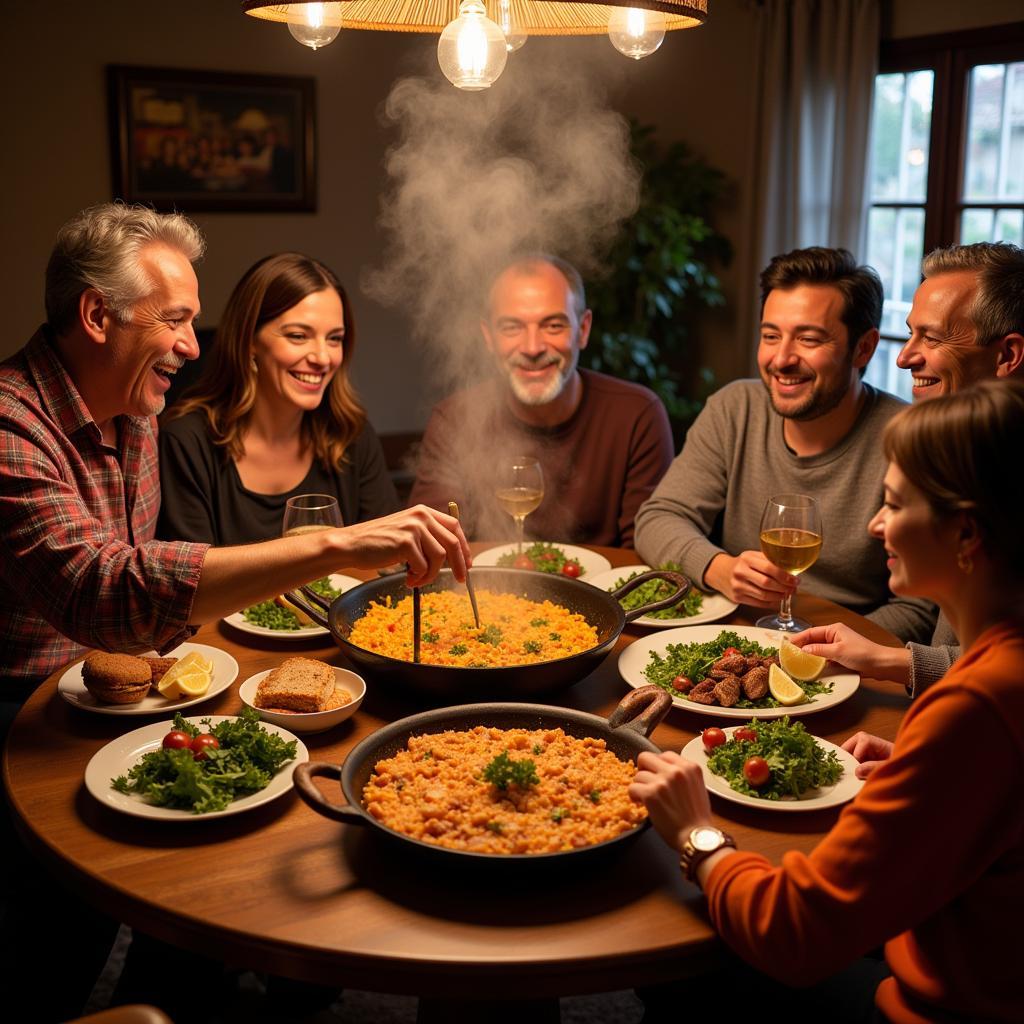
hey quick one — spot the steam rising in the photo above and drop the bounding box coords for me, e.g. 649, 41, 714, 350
366, 45, 642, 538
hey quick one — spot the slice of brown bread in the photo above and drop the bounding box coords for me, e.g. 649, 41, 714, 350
255, 657, 335, 713
81, 651, 152, 704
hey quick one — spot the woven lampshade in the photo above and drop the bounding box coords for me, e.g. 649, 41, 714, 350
242, 0, 707, 36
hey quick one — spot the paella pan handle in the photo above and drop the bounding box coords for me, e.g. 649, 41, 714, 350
294, 762, 369, 826
282, 586, 331, 629
607, 685, 672, 739
611, 570, 692, 623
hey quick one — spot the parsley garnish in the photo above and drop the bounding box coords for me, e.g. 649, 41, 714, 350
482, 751, 539, 791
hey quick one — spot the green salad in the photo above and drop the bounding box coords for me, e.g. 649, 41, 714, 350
644, 629, 833, 709
112, 709, 298, 814
243, 576, 340, 630
496, 542, 584, 577
705, 717, 843, 800
609, 562, 703, 619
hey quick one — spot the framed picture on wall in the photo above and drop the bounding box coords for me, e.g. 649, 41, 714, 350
108, 65, 316, 212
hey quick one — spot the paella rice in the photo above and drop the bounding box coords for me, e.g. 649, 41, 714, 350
347, 590, 598, 667
362, 726, 647, 854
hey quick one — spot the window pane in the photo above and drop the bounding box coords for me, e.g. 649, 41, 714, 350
871, 71, 934, 202
960, 207, 996, 243
964, 62, 1024, 202
994, 208, 1024, 245
867, 206, 925, 337
864, 340, 912, 402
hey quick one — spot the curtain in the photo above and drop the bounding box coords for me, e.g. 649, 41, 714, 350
740, 0, 880, 370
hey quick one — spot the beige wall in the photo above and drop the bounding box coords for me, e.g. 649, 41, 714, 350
2, 1, 1019, 430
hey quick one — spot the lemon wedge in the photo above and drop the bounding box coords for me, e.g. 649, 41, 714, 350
769, 663, 807, 706
157, 652, 214, 699
275, 594, 315, 627
779, 639, 827, 681
174, 670, 211, 697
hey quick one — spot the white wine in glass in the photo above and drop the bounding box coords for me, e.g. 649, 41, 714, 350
282, 493, 342, 538
756, 494, 822, 632
495, 457, 544, 554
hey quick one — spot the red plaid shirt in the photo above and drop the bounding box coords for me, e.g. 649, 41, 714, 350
0, 329, 209, 687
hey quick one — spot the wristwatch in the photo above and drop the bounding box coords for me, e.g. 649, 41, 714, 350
680, 825, 736, 884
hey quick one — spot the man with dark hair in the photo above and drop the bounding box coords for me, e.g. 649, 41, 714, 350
635, 246, 933, 641
410, 254, 674, 546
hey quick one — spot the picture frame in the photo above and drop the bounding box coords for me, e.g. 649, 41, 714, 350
108, 65, 316, 212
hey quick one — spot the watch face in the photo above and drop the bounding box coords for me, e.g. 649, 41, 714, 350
692, 826, 723, 852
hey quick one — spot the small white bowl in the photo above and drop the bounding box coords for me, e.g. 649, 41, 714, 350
238, 665, 366, 734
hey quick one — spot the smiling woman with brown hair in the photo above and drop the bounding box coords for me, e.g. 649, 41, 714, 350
631, 379, 1024, 1024
158, 252, 398, 545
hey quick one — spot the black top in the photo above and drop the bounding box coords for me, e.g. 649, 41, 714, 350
157, 410, 399, 545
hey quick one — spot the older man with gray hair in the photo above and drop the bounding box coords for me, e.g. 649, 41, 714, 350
793, 240, 1024, 699
0, 204, 469, 695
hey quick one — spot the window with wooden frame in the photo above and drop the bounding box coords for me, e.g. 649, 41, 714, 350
863, 23, 1024, 401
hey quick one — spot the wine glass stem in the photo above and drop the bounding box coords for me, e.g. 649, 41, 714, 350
515, 515, 525, 555
778, 591, 794, 628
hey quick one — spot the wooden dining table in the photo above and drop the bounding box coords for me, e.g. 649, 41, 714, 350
2, 546, 911, 1016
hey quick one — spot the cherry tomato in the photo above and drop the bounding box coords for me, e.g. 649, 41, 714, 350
733, 727, 758, 744
671, 675, 693, 691
161, 730, 192, 751
190, 734, 220, 761
513, 555, 535, 570
722, 646, 742, 658
702, 727, 727, 751
561, 562, 582, 578
743, 756, 771, 788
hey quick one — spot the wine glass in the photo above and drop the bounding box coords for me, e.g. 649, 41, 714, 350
495, 457, 544, 554
755, 493, 822, 632
282, 493, 342, 538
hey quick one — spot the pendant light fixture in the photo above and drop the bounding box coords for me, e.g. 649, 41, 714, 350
244, 1, 707, 89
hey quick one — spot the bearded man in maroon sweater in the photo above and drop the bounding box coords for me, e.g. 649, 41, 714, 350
409, 254, 674, 547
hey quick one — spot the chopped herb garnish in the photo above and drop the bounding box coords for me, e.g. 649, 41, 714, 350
548, 632, 561, 641
478, 624, 504, 646
530, 618, 549, 627
522, 639, 542, 654
449, 643, 468, 656
532, 743, 544, 755
482, 751, 539, 791
485, 821, 504, 834
589, 790, 602, 804
550, 807, 568, 822
421, 630, 440, 644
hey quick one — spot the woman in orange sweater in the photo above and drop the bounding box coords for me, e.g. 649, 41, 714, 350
631, 378, 1024, 1024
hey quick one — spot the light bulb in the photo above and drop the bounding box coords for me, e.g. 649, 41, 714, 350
497, 0, 527, 53
287, 2, 342, 51
437, 0, 508, 90
608, 7, 666, 60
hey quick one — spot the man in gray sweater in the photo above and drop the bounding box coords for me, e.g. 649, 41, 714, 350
792, 241, 1024, 692
635, 247, 935, 643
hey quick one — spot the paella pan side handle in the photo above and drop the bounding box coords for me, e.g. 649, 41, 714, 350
283, 586, 330, 628
607, 685, 672, 739
613, 570, 692, 623
294, 762, 368, 826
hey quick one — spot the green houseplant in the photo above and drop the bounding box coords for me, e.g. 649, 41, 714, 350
582, 120, 731, 438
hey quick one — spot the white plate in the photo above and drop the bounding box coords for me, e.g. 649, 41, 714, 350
58, 642, 239, 716
224, 574, 362, 639
238, 665, 366, 733
586, 565, 738, 628
681, 726, 864, 811
473, 543, 612, 579
84, 715, 309, 820
618, 624, 859, 719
